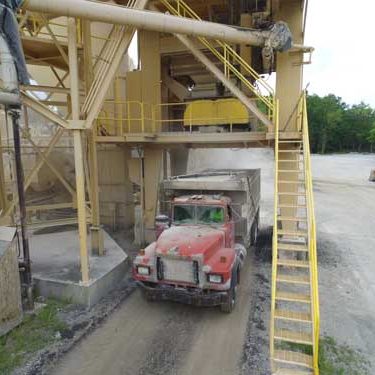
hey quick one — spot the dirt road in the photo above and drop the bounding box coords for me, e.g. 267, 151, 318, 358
49, 150, 375, 375
52, 254, 262, 375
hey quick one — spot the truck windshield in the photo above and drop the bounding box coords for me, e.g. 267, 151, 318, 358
174, 205, 195, 224
197, 206, 224, 224
173, 205, 224, 225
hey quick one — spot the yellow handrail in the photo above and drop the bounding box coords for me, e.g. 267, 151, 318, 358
302, 92, 320, 374
270, 99, 279, 365
97, 100, 259, 135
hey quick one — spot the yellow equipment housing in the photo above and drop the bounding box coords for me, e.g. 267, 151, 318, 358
183, 98, 249, 127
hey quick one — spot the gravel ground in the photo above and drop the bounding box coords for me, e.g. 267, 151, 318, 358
12, 150, 375, 375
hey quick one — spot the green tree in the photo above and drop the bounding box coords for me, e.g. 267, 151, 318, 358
307, 94, 345, 153
307, 94, 375, 154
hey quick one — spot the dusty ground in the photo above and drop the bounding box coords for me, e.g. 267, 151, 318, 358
18, 151, 375, 375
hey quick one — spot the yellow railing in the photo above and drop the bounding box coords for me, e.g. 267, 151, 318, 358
158, 0, 276, 123
270, 99, 280, 364
302, 92, 320, 374
96, 99, 266, 136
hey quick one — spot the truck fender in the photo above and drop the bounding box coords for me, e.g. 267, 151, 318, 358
234, 243, 247, 267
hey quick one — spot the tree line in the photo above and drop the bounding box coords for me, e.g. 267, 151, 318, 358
307, 94, 375, 154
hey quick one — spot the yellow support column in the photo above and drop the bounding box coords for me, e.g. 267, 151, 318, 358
83, 20, 104, 256
275, 1, 304, 132
68, 17, 90, 283
127, 31, 163, 243
275, 0, 304, 232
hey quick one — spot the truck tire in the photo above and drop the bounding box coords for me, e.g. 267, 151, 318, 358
250, 219, 258, 246
220, 269, 238, 313
141, 289, 156, 302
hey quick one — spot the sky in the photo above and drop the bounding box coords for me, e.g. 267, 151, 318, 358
128, 0, 374, 107
304, 0, 375, 106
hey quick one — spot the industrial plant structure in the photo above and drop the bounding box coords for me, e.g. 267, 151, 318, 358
0, 0, 319, 373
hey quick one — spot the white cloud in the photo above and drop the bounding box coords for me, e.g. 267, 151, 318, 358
304, 0, 375, 106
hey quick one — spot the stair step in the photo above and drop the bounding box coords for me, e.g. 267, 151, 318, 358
278, 192, 306, 197
278, 204, 306, 209
274, 329, 313, 345
278, 259, 309, 268
277, 273, 310, 285
278, 230, 308, 238
278, 216, 307, 222
279, 169, 304, 173
278, 180, 305, 184
273, 350, 313, 369
278, 140, 303, 144
276, 291, 311, 303
278, 242, 308, 251
278, 159, 303, 162
274, 369, 313, 375
279, 150, 302, 153
275, 309, 312, 323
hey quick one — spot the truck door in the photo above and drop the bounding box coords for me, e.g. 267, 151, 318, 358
226, 205, 235, 247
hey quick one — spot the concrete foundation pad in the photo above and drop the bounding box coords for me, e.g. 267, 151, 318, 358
30, 229, 128, 307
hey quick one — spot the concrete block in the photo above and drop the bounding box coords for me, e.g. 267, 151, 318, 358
30, 229, 129, 307
0, 227, 23, 337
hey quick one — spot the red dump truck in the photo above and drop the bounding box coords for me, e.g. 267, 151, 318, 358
133, 169, 260, 312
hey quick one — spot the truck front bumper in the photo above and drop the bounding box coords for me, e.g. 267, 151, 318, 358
137, 281, 229, 307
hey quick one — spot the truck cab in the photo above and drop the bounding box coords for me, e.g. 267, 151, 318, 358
133, 170, 260, 313
133, 195, 246, 313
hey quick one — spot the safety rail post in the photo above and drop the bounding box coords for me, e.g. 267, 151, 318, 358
141, 102, 145, 133
151, 104, 156, 133
189, 103, 193, 133
302, 92, 320, 375
269, 98, 279, 371
127, 101, 131, 133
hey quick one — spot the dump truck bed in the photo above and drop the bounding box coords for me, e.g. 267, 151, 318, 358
160, 169, 260, 246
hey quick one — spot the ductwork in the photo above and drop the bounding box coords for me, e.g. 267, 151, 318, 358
0, 34, 20, 105
22, 0, 300, 51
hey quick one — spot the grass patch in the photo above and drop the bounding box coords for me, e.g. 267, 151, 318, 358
319, 336, 371, 375
277, 336, 371, 374
0, 299, 68, 375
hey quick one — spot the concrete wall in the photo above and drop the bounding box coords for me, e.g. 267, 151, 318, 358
98, 145, 134, 230
0, 228, 23, 336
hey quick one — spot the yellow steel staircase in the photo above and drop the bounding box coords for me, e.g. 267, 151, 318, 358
158, 0, 276, 124
270, 93, 320, 374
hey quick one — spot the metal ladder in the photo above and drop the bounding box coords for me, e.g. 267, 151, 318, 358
270, 93, 320, 374
158, 0, 276, 124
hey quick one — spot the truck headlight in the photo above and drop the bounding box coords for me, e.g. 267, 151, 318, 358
208, 274, 223, 284
137, 266, 151, 276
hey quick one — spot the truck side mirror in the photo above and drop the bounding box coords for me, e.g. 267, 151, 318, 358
155, 215, 170, 238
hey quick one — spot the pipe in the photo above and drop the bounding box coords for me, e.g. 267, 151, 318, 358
23, 0, 295, 50
0, 92, 20, 105
10, 108, 34, 310
0, 35, 20, 105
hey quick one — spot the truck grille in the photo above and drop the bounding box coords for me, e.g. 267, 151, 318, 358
158, 257, 199, 284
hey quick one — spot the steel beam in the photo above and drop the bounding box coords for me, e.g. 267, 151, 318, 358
21, 92, 69, 128
79, 0, 149, 130
68, 17, 90, 284
83, 19, 104, 256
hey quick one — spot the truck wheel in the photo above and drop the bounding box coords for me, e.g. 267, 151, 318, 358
220, 271, 238, 313
250, 220, 258, 246
141, 289, 155, 302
